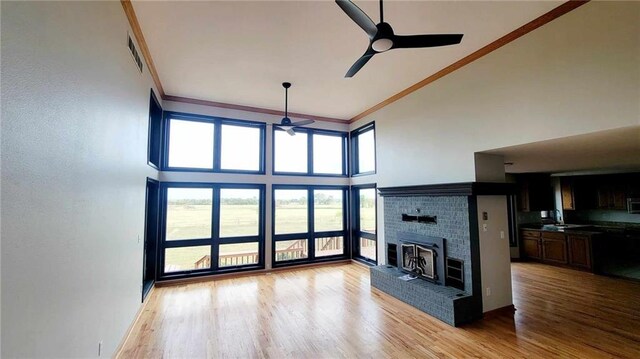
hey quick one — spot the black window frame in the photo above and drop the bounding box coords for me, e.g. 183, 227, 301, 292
158, 182, 266, 280
351, 183, 378, 265
272, 127, 348, 177
162, 111, 266, 174
147, 89, 163, 169
350, 122, 376, 176
272, 184, 349, 267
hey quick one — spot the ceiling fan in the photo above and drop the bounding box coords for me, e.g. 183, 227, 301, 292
273, 82, 314, 136
336, 0, 464, 78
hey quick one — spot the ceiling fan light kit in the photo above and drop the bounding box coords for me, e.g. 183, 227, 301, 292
336, 0, 464, 78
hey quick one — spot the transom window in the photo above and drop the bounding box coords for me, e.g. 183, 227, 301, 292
273, 128, 347, 176
164, 112, 265, 173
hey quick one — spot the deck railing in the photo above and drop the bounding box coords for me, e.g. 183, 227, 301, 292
187, 237, 348, 269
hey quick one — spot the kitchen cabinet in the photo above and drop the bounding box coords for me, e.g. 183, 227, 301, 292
597, 185, 626, 210
520, 228, 595, 271
542, 232, 568, 264
521, 231, 541, 259
561, 179, 575, 210
567, 234, 591, 269
517, 175, 554, 212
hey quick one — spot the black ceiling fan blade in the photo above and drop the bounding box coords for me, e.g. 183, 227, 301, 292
345, 50, 375, 78
392, 34, 463, 49
290, 119, 315, 127
335, 0, 377, 39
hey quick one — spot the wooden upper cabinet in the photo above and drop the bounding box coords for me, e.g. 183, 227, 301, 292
516, 175, 553, 212
597, 184, 627, 210
561, 179, 575, 210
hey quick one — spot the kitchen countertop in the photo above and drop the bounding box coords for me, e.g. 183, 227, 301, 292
520, 223, 640, 238
520, 225, 602, 236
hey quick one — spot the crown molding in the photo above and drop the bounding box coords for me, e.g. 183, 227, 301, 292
348, 0, 590, 123
121, 0, 165, 97
163, 95, 348, 124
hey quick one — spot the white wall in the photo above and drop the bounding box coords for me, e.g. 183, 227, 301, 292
351, 1, 640, 187
474, 153, 506, 183
1, 2, 159, 357
477, 196, 512, 312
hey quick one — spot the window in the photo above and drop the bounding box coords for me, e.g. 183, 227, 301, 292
314, 189, 343, 232
220, 123, 262, 172
167, 119, 214, 169
163, 112, 265, 173
273, 128, 347, 176
165, 188, 213, 241
273, 130, 308, 173
274, 189, 308, 235
272, 186, 347, 265
313, 134, 343, 175
352, 184, 377, 264
160, 183, 265, 279
147, 89, 162, 169
351, 122, 376, 175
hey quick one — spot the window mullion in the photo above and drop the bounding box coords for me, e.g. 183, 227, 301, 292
213, 121, 222, 171
308, 188, 315, 259
211, 186, 220, 270
307, 130, 313, 174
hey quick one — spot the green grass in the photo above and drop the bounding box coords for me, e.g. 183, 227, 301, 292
164, 203, 376, 271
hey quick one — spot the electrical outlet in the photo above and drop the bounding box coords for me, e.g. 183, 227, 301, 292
482, 224, 488, 232
137, 235, 140, 243
98, 341, 103, 357
500, 231, 505, 239
486, 287, 491, 296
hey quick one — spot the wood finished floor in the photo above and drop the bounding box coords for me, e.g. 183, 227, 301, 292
119, 262, 640, 358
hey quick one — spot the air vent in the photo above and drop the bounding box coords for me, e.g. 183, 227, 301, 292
127, 33, 143, 73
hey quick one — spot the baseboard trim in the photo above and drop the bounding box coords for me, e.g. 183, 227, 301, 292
114, 285, 155, 358
483, 304, 516, 319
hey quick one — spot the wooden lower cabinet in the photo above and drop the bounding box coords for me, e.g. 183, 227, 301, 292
542, 237, 568, 264
523, 237, 541, 259
521, 230, 592, 271
568, 235, 591, 269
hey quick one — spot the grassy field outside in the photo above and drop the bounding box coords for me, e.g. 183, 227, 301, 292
164, 200, 376, 272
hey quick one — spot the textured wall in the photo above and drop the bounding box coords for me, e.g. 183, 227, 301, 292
351, 1, 639, 187
383, 196, 473, 293
1, 2, 159, 357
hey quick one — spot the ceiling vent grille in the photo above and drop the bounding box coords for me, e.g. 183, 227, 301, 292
127, 33, 143, 73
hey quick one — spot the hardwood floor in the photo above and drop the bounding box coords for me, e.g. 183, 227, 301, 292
119, 262, 640, 358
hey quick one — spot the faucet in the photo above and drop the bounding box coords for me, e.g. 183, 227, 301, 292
554, 209, 563, 224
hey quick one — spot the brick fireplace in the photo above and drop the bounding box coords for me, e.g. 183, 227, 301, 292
370, 182, 514, 326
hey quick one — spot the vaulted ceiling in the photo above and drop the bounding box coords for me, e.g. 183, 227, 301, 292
132, 0, 562, 120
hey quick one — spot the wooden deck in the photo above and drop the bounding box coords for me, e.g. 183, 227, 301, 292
119, 262, 640, 358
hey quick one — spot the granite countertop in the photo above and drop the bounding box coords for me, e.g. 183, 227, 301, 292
520, 223, 640, 238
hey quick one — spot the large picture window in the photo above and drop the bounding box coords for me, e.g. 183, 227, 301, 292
160, 183, 265, 279
352, 184, 377, 264
351, 122, 376, 176
163, 112, 265, 174
273, 128, 347, 176
272, 185, 348, 266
